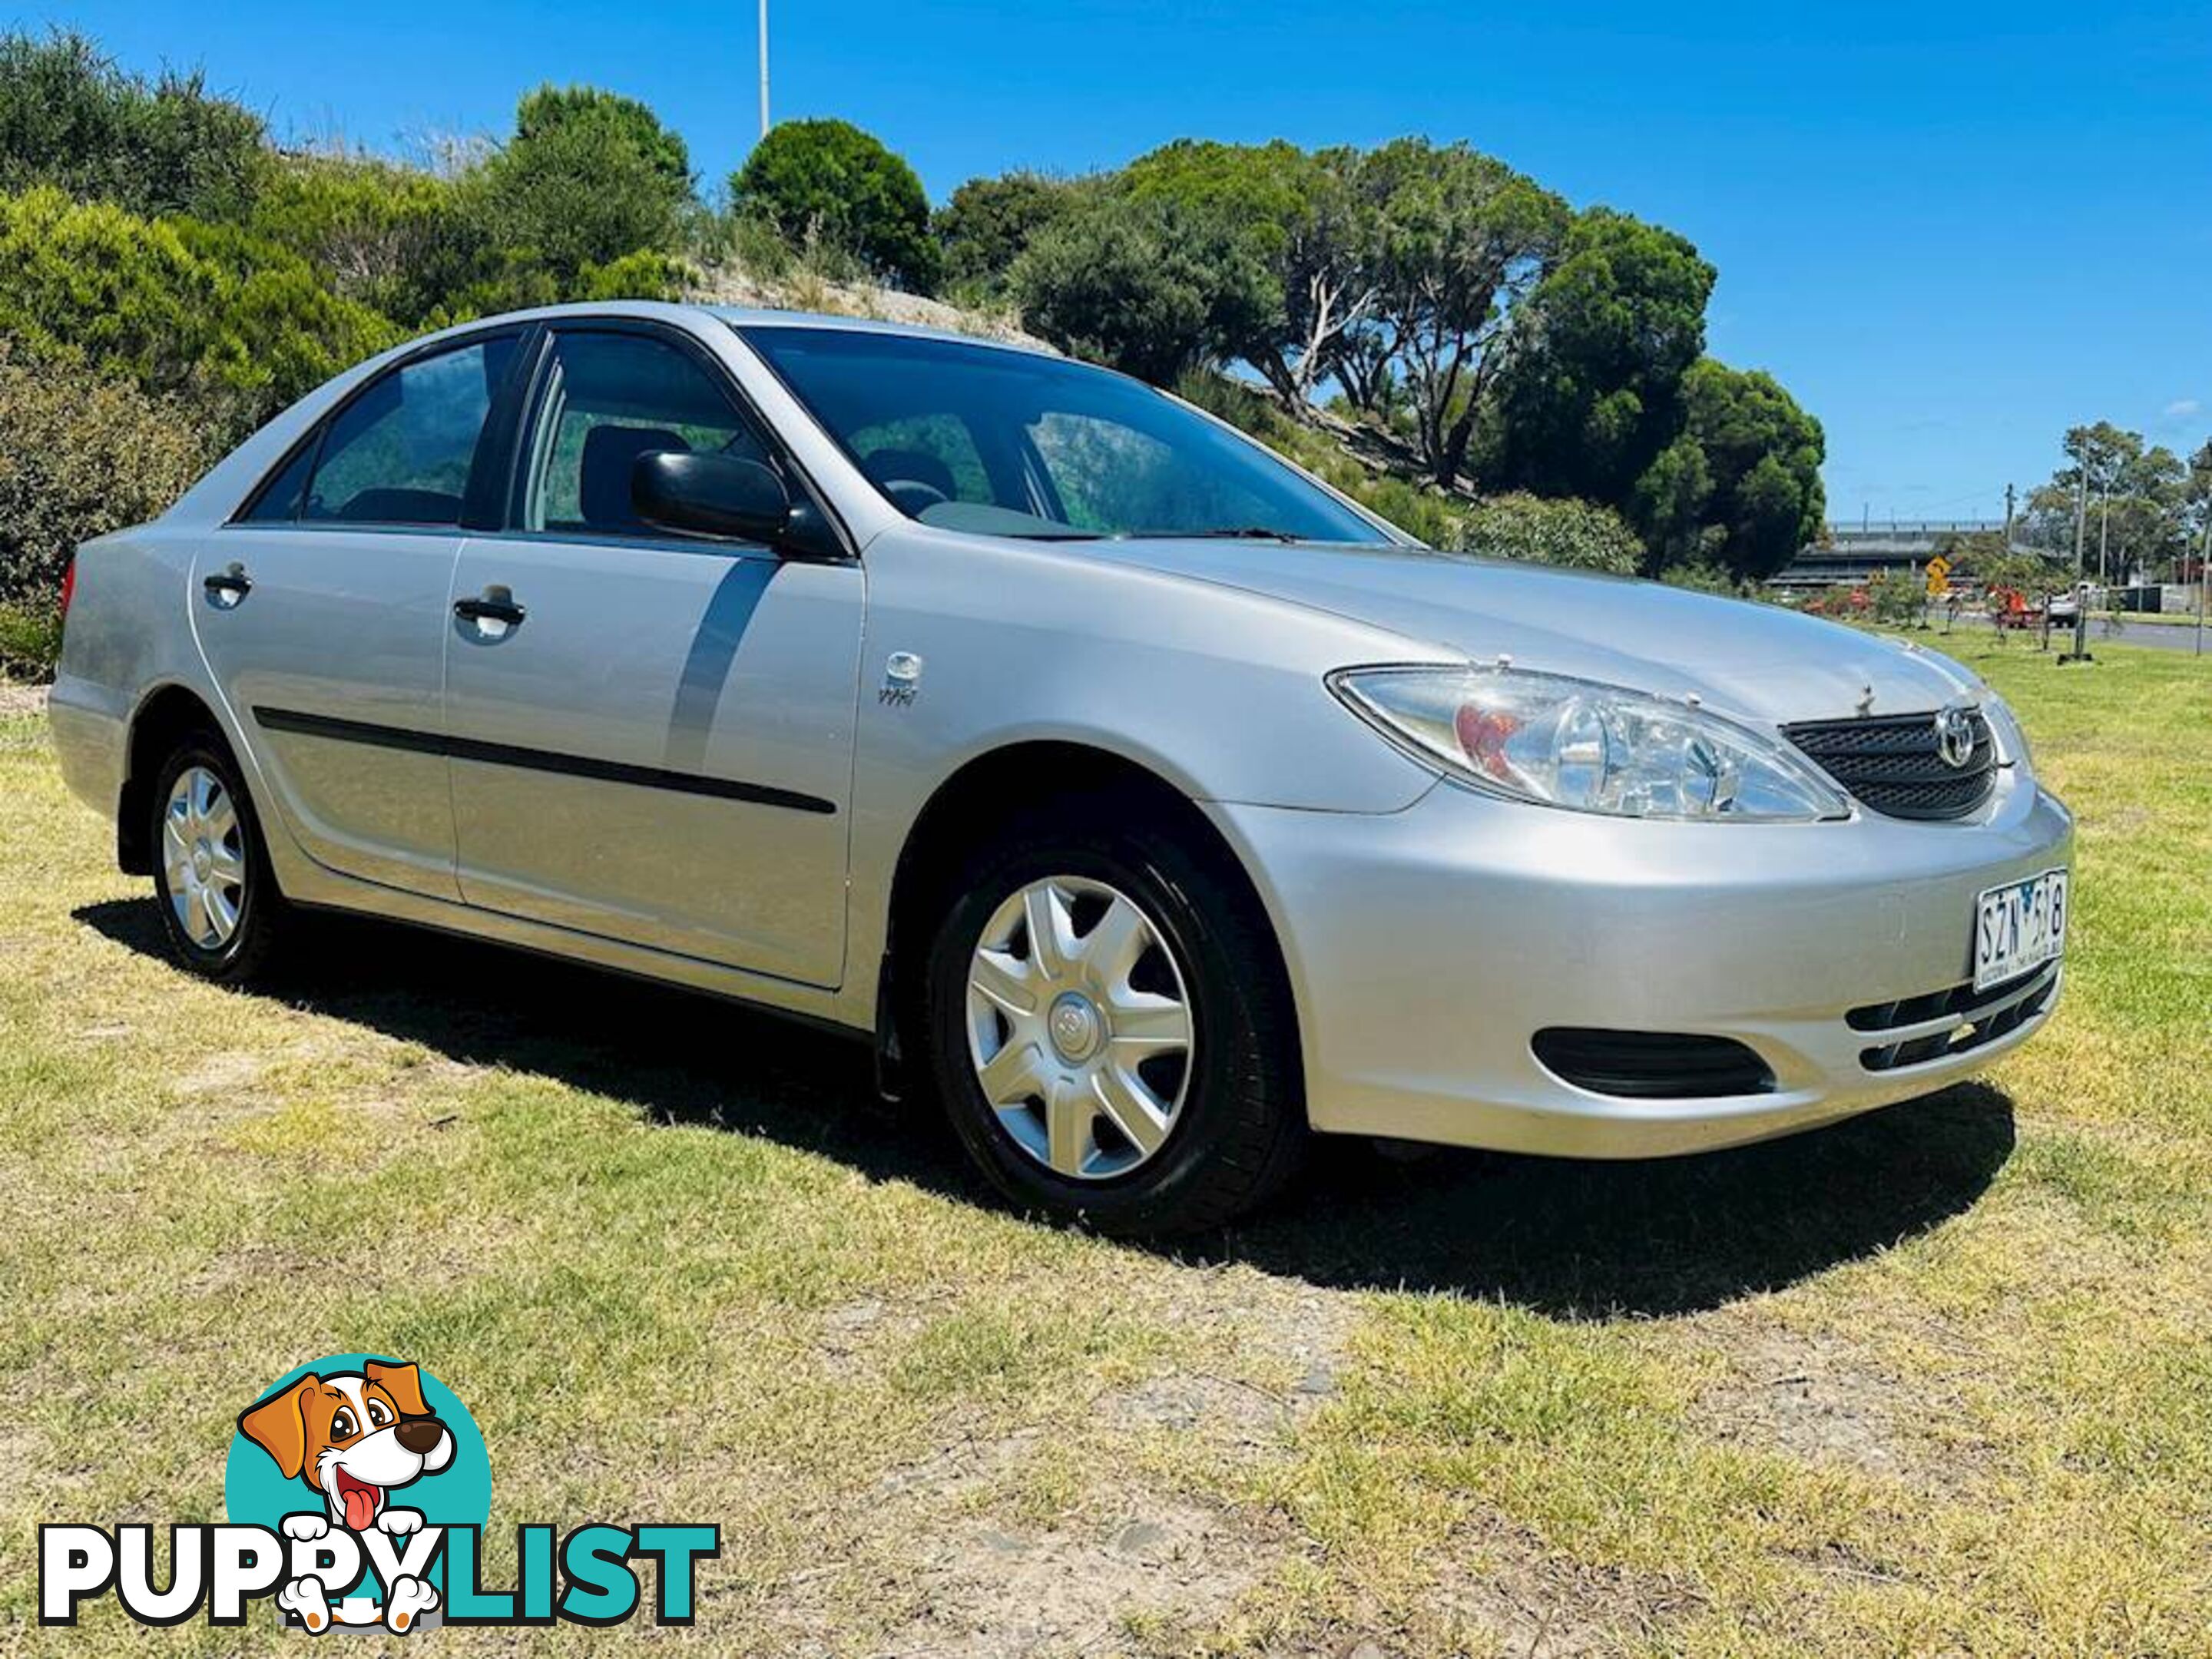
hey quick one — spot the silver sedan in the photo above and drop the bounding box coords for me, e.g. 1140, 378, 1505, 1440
49, 303, 2071, 1234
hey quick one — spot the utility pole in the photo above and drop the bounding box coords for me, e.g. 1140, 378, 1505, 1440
2059, 468, 2093, 663
758, 0, 770, 138
2003, 481, 2016, 547
2098, 484, 2111, 588
2197, 508, 2209, 657
2071, 468, 2088, 575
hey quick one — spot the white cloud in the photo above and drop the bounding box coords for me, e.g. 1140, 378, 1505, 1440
2163, 398, 2201, 418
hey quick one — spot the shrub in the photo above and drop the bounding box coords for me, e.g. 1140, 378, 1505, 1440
0, 186, 399, 439
1015, 190, 1271, 386
935, 171, 1074, 296
0, 346, 210, 669
1174, 369, 1468, 546
248, 151, 487, 328
0, 598, 60, 679
1445, 492, 1644, 575
1863, 567, 1928, 627
576, 247, 694, 302
729, 119, 939, 293
478, 84, 694, 291
515, 85, 690, 197
1657, 561, 1751, 596
0, 28, 267, 222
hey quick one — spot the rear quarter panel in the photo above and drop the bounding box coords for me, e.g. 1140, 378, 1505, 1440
48, 527, 216, 824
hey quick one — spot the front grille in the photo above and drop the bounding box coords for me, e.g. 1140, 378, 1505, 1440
1783, 709, 1997, 821
1532, 1028, 1775, 1100
1853, 961, 2059, 1071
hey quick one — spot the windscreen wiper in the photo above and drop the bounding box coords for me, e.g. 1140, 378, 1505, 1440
1155, 526, 1304, 543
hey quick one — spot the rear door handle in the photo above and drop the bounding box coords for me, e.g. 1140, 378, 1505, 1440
203, 563, 252, 605
454, 588, 526, 628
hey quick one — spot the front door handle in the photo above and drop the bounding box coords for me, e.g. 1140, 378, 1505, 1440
454, 587, 526, 628
203, 563, 252, 606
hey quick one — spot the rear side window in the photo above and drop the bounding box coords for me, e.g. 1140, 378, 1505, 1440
519, 329, 767, 537
304, 335, 518, 526
239, 440, 316, 522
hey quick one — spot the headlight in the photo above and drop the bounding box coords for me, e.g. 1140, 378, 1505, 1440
1982, 695, 2035, 772
1330, 664, 1851, 822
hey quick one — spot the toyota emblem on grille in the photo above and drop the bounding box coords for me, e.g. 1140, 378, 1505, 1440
1934, 707, 1975, 769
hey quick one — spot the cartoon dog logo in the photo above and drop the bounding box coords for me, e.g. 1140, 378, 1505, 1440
237, 1359, 454, 1632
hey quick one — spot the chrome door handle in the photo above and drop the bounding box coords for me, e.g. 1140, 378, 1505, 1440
203, 563, 252, 605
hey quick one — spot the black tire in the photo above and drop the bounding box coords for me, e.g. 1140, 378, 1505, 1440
921, 798, 1305, 1237
148, 730, 293, 985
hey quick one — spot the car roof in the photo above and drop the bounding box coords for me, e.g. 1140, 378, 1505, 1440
698, 303, 1060, 360
413, 298, 1061, 366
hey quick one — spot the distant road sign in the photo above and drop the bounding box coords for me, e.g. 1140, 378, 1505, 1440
1926, 554, 1951, 597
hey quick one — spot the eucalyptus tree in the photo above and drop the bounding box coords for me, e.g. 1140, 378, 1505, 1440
1350, 138, 1568, 489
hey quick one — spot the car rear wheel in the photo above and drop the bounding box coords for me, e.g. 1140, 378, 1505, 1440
922, 806, 1304, 1237
150, 733, 293, 984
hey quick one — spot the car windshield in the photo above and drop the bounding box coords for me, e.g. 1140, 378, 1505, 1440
733, 323, 1387, 544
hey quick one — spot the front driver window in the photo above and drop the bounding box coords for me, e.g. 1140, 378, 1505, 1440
522, 331, 768, 537
738, 323, 1382, 544
844, 414, 992, 517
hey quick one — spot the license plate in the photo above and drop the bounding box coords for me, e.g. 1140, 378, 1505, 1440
1973, 868, 2068, 992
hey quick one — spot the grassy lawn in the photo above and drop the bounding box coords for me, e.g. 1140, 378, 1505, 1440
2, 637, 2208, 1655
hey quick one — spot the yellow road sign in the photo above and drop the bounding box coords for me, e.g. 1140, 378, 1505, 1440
1927, 569, 1949, 596
1926, 554, 1951, 578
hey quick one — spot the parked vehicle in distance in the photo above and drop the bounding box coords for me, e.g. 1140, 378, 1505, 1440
49, 303, 2073, 1235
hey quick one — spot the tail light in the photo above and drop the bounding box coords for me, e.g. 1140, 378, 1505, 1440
60, 557, 76, 621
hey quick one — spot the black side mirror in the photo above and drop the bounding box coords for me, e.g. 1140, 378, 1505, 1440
632, 452, 791, 544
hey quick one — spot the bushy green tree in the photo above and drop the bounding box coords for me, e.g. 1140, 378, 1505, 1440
479, 84, 694, 291
1121, 140, 1379, 408
2023, 420, 2194, 581
0, 28, 267, 222
1481, 208, 1714, 506
935, 171, 1074, 295
248, 151, 488, 328
1651, 359, 1825, 581
1014, 188, 1272, 385
1444, 492, 1643, 574
730, 119, 938, 293
0, 186, 398, 439
517, 85, 690, 197
1631, 432, 1718, 568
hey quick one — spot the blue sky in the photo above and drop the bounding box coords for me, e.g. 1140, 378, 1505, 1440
19, 1, 2212, 520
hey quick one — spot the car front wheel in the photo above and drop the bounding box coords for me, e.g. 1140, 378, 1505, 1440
922, 808, 1304, 1237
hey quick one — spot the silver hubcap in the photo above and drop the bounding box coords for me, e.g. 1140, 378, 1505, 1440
162, 766, 245, 951
965, 876, 1195, 1181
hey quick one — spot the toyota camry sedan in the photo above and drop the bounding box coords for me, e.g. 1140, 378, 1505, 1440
49, 303, 2071, 1235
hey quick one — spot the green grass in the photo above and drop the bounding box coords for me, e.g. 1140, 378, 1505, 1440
2, 641, 2209, 1654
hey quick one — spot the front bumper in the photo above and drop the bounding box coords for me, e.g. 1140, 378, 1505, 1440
1208, 765, 2072, 1158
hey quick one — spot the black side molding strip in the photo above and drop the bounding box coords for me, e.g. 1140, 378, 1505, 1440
252, 706, 837, 816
